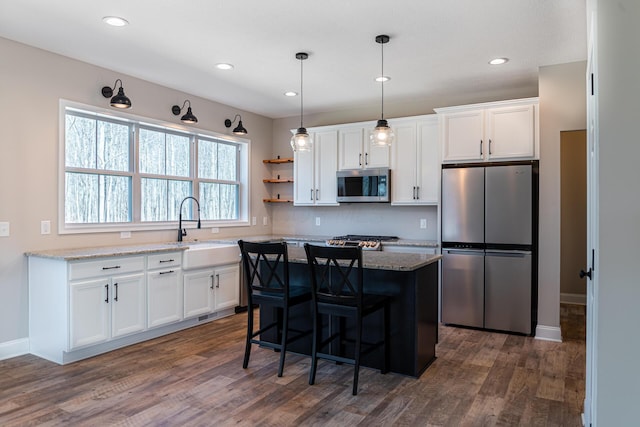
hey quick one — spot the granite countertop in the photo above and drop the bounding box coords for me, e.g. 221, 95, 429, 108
286, 246, 441, 272
25, 242, 190, 261
25, 234, 439, 263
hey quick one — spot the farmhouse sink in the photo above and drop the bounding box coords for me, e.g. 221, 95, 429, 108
181, 242, 240, 270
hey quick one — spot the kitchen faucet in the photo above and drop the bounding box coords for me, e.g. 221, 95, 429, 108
178, 196, 201, 242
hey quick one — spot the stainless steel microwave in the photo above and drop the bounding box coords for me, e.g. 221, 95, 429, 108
336, 168, 390, 203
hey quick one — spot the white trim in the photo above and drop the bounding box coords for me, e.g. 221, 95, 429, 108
561, 292, 587, 305
535, 324, 563, 342
0, 338, 29, 361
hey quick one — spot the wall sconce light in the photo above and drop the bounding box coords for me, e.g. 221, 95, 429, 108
171, 100, 198, 124
224, 114, 248, 135
101, 78, 132, 109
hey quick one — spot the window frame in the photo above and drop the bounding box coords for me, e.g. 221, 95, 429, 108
58, 99, 250, 234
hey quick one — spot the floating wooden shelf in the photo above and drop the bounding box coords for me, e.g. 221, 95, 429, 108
263, 178, 294, 183
263, 198, 293, 203
263, 158, 293, 164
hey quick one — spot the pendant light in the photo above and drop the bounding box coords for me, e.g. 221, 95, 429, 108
290, 52, 312, 152
370, 35, 394, 147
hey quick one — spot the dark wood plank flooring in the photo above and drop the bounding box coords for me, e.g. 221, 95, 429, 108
0, 304, 585, 426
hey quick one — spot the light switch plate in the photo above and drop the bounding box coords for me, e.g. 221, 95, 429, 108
252, 216, 257, 226
420, 219, 427, 229
0, 221, 9, 237
41, 220, 51, 235
263, 216, 268, 226
315, 217, 321, 226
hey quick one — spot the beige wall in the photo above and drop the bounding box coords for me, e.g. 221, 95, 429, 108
538, 61, 587, 337
560, 130, 587, 297
0, 37, 274, 344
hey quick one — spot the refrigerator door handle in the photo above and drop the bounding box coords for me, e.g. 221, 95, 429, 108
485, 250, 531, 256
444, 249, 484, 255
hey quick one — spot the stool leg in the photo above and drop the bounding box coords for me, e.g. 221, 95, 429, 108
243, 302, 254, 369
309, 309, 320, 385
278, 304, 289, 377
353, 313, 363, 395
382, 301, 390, 374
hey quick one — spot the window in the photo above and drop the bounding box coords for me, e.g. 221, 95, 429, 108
61, 103, 249, 233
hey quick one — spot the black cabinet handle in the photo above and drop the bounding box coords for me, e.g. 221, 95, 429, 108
365, 152, 368, 165
310, 189, 313, 201
480, 140, 483, 155
114, 283, 118, 301
216, 274, 220, 288
412, 186, 416, 199
159, 270, 175, 275
159, 259, 175, 264
579, 268, 592, 280
210, 274, 215, 289
105, 284, 109, 303
359, 153, 362, 166
489, 139, 492, 155
102, 265, 121, 270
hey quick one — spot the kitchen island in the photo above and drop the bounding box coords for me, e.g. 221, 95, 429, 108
259, 246, 441, 378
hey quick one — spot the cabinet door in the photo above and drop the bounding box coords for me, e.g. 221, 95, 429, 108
213, 264, 240, 311
441, 110, 484, 162
183, 269, 215, 318
111, 272, 146, 338
365, 135, 391, 168
485, 104, 535, 160
416, 118, 440, 204
69, 278, 110, 349
293, 147, 315, 206
147, 269, 182, 328
338, 127, 364, 170
314, 130, 339, 205
391, 122, 418, 204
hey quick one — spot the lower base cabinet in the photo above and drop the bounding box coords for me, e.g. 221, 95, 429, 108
147, 268, 182, 328
183, 263, 240, 318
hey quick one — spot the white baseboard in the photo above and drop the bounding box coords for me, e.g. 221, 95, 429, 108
0, 338, 29, 361
535, 325, 562, 342
561, 292, 587, 305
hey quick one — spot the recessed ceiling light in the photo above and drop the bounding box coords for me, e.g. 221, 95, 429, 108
102, 16, 129, 27
284, 91, 298, 97
375, 76, 391, 82
489, 57, 509, 65
215, 63, 234, 70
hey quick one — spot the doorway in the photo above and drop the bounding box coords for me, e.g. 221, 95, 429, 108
560, 130, 587, 304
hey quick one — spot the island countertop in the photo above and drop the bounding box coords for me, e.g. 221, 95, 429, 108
285, 246, 441, 272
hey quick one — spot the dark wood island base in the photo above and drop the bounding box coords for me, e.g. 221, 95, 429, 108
258, 247, 441, 378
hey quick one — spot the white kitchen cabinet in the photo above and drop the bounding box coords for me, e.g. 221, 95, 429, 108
69, 271, 146, 349
436, 98, 538, 163
293, 129, 339, 206
338, 126, 390, 170
390, 116, 440, 205
183, 263, 239, 317
147, 266, 182, 329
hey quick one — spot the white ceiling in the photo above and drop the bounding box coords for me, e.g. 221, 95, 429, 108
0, 0, 587, 119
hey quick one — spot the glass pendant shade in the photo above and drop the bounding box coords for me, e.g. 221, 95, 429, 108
370, 119, 395, 146
290, 127, 312, 152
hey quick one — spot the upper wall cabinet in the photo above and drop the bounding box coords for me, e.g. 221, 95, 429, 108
338, 126, 390, 170
435, 98, 539, 163
293, 129, 339, 206
390, 115, 440, 205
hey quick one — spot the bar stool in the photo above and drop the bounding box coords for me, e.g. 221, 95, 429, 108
238, 240, 312, 377
304, 243, 390, 395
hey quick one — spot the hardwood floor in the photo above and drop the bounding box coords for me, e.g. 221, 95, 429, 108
0, 304, 585, 426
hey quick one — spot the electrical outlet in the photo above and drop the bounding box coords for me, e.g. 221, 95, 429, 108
252, 216, 257, 226
41, 220, 51, 235
315, 217, 321, 226
0, 221, 9, 237
263, 216, 268, 226
211, 227, 220, 233
120, 231, 131, 239
420, 219, 427, 229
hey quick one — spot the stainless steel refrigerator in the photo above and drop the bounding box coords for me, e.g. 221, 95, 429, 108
441, 161, 538, 335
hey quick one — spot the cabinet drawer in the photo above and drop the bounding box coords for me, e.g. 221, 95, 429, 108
147, 252, 182, 269
69, 256, 145, 281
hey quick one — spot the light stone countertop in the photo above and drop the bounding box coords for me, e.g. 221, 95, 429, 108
24, 235, 439, 264
286, 246, 441, 272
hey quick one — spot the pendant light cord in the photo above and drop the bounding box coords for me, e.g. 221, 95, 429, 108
381, 40, 385, 120
300, 56, 304, 129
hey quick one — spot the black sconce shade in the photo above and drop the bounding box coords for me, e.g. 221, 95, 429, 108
224, 114, 248, 135
101, 79, 132, 109
172, 100, 198, 124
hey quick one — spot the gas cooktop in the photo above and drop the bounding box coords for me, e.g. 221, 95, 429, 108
326, 235, 398, 250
